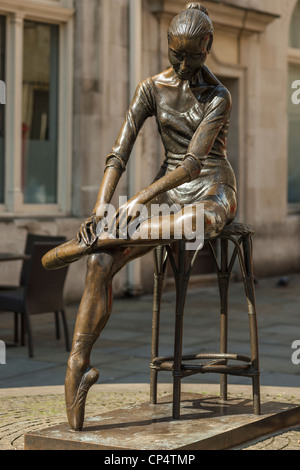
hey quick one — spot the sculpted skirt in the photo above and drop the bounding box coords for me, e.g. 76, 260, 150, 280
147, 154, 238, 239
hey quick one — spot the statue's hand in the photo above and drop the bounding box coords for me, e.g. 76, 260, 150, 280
77, 213, 100, 247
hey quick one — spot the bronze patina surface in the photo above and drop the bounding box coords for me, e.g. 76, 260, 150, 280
41, 3, 241, 432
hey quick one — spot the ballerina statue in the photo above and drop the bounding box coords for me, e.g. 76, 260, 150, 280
42, 2, 237, 431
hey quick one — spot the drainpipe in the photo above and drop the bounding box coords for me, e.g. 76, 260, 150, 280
126, 0, 143, 296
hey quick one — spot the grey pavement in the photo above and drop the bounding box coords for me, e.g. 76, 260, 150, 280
0, 273, 300, 450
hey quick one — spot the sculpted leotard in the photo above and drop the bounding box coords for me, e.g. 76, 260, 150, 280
105, 65, 237, 236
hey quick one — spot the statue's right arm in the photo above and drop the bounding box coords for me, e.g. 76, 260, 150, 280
77, 165, 121, 246
77, 78, 155, 246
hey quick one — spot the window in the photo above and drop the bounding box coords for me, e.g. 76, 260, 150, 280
288, 64, 300, 203
288, 0, 300, 206
290, 1, 300, 49
0, 1, 74, 215
22, 21, 59, 204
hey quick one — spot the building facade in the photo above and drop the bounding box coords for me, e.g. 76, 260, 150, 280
0, 0, 299, 301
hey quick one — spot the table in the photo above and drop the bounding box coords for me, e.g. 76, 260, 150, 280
0, 253, 30, 262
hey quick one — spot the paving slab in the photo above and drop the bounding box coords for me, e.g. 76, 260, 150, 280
0, 384, 299, 451
0, 274, 300, 450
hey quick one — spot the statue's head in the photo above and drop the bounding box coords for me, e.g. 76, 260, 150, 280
168, 3, 214, 81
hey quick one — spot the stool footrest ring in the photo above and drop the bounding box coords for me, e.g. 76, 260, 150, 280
152, 352, 252, 365
151, 353, 259, 378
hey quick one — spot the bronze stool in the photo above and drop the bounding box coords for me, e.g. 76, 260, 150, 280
150, 222, 261, 420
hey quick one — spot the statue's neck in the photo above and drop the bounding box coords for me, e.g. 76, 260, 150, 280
189, 70, 204, 87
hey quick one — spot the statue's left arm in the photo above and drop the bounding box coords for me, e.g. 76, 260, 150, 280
114, 87, 232, 232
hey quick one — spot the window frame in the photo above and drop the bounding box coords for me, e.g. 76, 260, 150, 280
287, 1, 300, 213
0, 14, 5, 207
0, 0, 74, 217
288, 47, 300, 213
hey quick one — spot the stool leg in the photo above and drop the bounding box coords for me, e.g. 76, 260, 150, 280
242, 235, 261, 415
150, 246, 165, 405
218, 239, 230, 402
173, 241, 189, 420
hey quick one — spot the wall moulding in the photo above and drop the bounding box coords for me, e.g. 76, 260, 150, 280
147, 0, 280, 36
0, 0, 74, 23
288, 47, 300, 66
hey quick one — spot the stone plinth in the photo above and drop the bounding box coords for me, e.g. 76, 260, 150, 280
24, 393, 300, 450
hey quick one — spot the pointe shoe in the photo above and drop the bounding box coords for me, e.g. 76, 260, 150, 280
66, 366, 99, 431
42, 238, 94, 270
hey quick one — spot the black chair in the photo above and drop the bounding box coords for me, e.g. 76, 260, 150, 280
0, 233, 66, 344
0, 242, 70, 358
20, 234, 66, 287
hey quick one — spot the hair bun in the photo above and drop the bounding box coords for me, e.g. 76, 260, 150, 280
185, 3, 209, 16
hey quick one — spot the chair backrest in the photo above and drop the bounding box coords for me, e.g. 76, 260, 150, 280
25, 242, 69, 315
20, 234, 66, 286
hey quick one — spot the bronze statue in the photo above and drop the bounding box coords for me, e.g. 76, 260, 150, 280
42, 2, 237, 431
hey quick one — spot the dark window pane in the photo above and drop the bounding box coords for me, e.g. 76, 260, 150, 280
290, 1, 300, 49
288, 64, 300, 204
22, 21, 59, 204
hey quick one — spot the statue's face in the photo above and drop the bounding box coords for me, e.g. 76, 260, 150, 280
168, 34, 210, 81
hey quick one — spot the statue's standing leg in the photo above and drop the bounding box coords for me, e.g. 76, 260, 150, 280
65, 246, 152, 431
64, 186, 237, 431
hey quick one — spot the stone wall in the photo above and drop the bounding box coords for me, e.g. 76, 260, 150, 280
237, 0, 300, 276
